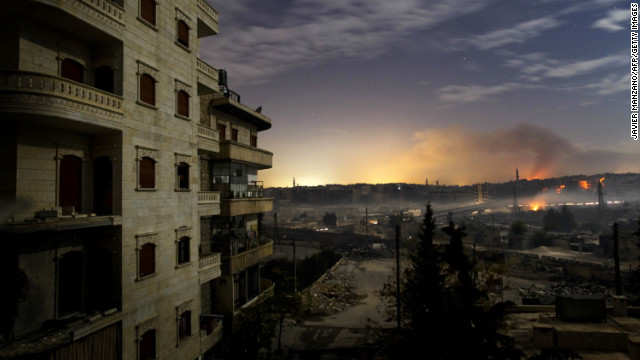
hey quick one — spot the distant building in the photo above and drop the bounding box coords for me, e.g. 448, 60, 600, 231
475, 183, 490, 204
0, 1, 273, 359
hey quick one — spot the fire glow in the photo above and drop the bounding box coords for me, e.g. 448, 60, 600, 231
578, 180, 591, 190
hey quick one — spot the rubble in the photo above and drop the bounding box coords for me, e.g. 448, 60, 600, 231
300, 263, 365, 316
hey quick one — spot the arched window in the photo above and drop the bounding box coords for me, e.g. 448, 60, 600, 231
139, 157, 155, 189
139, 329, 156, 360
140, 74, 155, 106
95, 66, 114, 93
177, 236, 190, 264
177, 20, 189, 47
61, 58, 84, 83
60, 155, 82, 213
177, 162, 189, 189
139, 243, 155, 277
177, 90, 189, 117
140, 0, 156, 25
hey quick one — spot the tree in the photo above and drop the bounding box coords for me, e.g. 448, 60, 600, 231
510, 220, 528, 236
379, 204, 523, 359
543, 206, 576, 233
322, 212, 337, 228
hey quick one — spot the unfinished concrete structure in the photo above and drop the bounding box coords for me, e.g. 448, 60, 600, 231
0, 0, 273, 359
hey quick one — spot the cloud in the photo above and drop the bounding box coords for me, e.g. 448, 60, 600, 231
379, 123, 638, 185
436, 82, 541, 103
592, 9, 628, 32
201, 0, 494, 85
505, 52, 627, 81
457, 17, 562, 50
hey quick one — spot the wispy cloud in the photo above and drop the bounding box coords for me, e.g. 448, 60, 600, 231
456, 17, 562, 50
505, 52, 627, 81
592, 8, 628, 32
202, 0, 493, 85
436, 82, 541, 103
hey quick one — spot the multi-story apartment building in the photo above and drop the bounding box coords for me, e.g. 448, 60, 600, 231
0, 0, 273, 359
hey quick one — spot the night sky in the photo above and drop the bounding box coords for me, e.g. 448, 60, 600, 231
201, 0, 638, 187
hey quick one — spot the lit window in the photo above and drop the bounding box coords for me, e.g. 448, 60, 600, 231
177, 237, 190, 264
139, 329, 156, 360
139, 157, 155, 189
177, 20, 189, 47
140, 74, 156, 106
177, 90, 189, 117
178, 311, 191, 339
139, 243, 155, 277
140, 0, 156, 25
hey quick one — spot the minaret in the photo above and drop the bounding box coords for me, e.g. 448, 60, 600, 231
516, 168, 519, 182
293, 177, 296, 187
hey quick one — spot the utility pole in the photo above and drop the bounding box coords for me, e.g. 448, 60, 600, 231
365, 207, 368, 236
613, 223, 622, 296
293, 236, 297, 295
274, 212, 279, 253
395, 224, 401, 329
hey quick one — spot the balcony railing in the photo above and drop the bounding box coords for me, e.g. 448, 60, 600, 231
31, 0, 124, 36
223, 240, 273, 274
200, 317, 223, 353
213, 141, 272, 169
0, 71, 123, 129
239, 279, 275, 311
197, 0, 219, 37
197, 124, 220, 154
198, 253, 222, 284
197, 191, 220, 216
196, 58, 219, 95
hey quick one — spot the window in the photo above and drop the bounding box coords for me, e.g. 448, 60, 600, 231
93, 156, 113, 215
217, 124, 226, 141
139, 329, 156, 360
176, 162, 189, 190
177, 237, 190, 264
140, 0, 156, 25
139, 243, 155, 277
139, 157, 155, 189
61, 58, 84, 83
231, 128, 238, 142
178, 311, 191, 339
250, 135, 257, 147
95, 66, 114, 93
58, 251, 84, 315
59, 155, 82, 213
177, 20, 189, 47
177, 90, 189, 117
140, 74, 156, 106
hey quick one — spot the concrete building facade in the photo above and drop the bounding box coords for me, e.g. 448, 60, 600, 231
0, 0, 273, 359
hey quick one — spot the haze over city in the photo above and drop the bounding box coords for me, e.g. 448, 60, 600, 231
202, 0, 638, 187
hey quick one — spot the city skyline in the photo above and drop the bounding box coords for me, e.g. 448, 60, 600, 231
202, 0, 638, 187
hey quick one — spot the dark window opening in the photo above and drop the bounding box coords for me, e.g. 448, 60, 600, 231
178, 311, 191, 339
177, 90, 189, 117
87, 247, 115, 311
217, 124, 226, 141
95, 66, 114, 93
140, 74, 155, 106
139, 243, 155, 277
60, 155, 82, 213
139, 157, 155, 189
61, 58, 84, 83
58, 251, 84, 315
177, 20, 189, 47
177, 237, 190, 264
231, 129, 238, 142
177, 162, 189, 189
93, 156, 112, 215
141, 0, 156, 25
139, 329, 156, 360
250, 135, 257, 147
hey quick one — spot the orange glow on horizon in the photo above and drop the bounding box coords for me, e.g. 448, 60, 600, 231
578, 180, 590, 190
556, 185, 565, 194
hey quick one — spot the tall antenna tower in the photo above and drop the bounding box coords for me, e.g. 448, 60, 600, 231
293, 177, 296, 187
597, 179, 605, 226
512, 168, 519, 218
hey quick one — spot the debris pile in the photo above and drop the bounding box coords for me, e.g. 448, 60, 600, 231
301, 266, 365, 316
348, 247, 393, 261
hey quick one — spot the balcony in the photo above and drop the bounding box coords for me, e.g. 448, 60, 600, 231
220, 197, 273, 217
0, 71, 123, 131
15, 0, 124, 38
239, 279, 274, 311
197, 58, 219, 95
197, 0, 219, 37
211, 96, 271, 131
198, 253, 222, 284
198, 191, 221, 216
197, 124, 220, 154
213, 141, 273, 169
200, 319, 223, 354
223, 240, 273, 274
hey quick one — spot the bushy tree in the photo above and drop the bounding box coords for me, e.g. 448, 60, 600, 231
379, 204, 523, 359
510, 220, 528, 236
322, 212, 337, 228
543, 206, 576, 233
